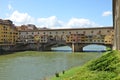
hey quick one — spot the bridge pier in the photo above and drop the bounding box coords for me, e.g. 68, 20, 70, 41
72, 43, 83, 52
39, 43, 52, 51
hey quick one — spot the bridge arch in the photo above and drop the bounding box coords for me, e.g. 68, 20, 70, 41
83, 44, 107, 52
42, 42, 112, 52
67, 43, 112, 52
51, 46, 72, 51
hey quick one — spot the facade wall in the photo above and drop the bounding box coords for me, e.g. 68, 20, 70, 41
18, 27, 114, 45
18, 31, 35, 43
0, 20, 18, 46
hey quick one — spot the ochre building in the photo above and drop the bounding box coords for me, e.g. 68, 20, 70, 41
0, 19, 18, 46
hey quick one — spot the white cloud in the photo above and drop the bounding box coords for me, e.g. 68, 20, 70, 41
37, 17, 100, 29
102, 11, 112, 17
6, 10, 101, 28
67, 18, 100, 28
37, 16, 65, 28
7, 10, 34, 25
8, 4, 13, 10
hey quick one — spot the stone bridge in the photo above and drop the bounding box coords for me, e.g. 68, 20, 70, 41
12, 27, 114, 52
38, 40, 112, 52
0, 27, 114, 52
12, 40, 112, 52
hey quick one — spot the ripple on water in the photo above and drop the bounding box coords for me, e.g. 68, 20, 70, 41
0, 51, 101, 80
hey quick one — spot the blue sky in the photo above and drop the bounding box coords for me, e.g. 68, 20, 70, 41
0, 0, 112, 29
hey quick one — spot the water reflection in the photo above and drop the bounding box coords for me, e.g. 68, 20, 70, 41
52, 45, 107, 52
83, 45, 106, 52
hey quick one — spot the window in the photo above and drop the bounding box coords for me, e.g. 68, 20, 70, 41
99, 30, 101, 33
107, 30, 110, 32
98, 40, 100, 42
102, 40, 104, 42
83, 31, 86, 34
91, 31, 94, 33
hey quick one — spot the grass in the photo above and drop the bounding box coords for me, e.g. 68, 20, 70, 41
51, 50, 120, 80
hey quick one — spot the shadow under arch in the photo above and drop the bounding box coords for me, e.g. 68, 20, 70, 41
41, 40, 112, 52
42, 40, 73, 52
51, 46, 72, 52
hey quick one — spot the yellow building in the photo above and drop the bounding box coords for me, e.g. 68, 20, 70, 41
104, 31, 114, 44
80, 34, 86, 43
104, 35, 113, 44
0, 19, 18, 46
34, 35, 40, 42
66, 34, 86, 43
66, 35, 72, 43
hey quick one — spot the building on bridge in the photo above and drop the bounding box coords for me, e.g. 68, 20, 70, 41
18, 27, 114, 43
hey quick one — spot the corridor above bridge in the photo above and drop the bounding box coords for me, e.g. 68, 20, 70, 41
17, 26, 114, 52
18, 26, 114, 44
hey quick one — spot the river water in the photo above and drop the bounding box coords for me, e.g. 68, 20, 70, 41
0, 51, 102, 80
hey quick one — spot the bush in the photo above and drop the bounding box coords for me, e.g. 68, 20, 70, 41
88, 51, 120, 72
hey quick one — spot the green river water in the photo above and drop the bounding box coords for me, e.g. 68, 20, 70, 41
0, 51, 102, 80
